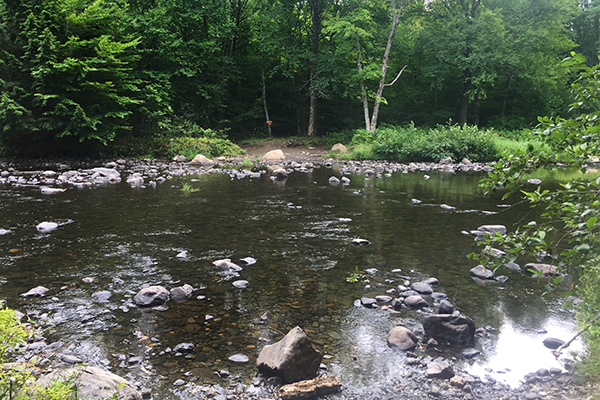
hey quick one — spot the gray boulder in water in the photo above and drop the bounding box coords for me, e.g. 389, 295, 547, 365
133, 285, 169, 307
170, 284, 194, 302
423, 314, 476, 345
257, 326, 322, 383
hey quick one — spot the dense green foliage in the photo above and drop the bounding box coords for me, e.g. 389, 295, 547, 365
0, 0, 597, 154
475, 52, 600, 381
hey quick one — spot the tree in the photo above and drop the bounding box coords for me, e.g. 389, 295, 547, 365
476, 52, 600, 367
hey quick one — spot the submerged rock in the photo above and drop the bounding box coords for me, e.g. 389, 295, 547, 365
470, 265, 494, 280
36, 222, 59, 233
257, 326, 322, 383
525, 263, 561, 277
278, 375, 342, 400
213, 259, 243, 272
386, 326, 418, 351
37, 366, 142, 400
20, 286, 49, 298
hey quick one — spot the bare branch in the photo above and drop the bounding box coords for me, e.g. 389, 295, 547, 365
553, 310, 600, 358
383, 65, 407, 87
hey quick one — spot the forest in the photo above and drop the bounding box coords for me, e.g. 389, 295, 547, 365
0, 0, 599, 153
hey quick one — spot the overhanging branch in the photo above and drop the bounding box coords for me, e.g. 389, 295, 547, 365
383, 65, 407, 87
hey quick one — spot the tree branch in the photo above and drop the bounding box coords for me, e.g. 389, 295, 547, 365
383, 65, 407, 87
553, 310, 600, 358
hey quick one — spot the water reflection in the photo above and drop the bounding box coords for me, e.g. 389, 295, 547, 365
0, 166, 585, 397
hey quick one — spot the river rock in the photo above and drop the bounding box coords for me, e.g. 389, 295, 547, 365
423, 314, 476, 345
213, 259, 243, 271
360, 297, 377, 308
173, 343, 195, 353
331, 143, 348, 153
278, 375, 341, 400
92, 291, 112, 303
439, 156, 453, 165
20, 286, 49, 297
257, 326, 322, 383
239, 257, 256, 265
470, 265, 494, 280
461, 348, 481, 359
351, 238, 370, 246
41, 187, 66, 195
229, 353, 249, 362
404, 295, 428, 308
525, 263, 560, 277
272, 168, 288, 179
173, 155, 188, 162
263, 149, 285, 161
399, 290, 420, 298
328, 176, 340, 184
133, 286, 169, 307
190, 154, 215, 166
422, 277, 439, 286
411, 281, 433, 294
37, 366, 142, 400
36, 222, 59, 233
543, 337, 565, 350
438, 300, 455, 314
232, 280, 249, 289
505, 262, 521, 271
386, 326, 418, 351
170, 284, 193, 302
426, 360, 454, 379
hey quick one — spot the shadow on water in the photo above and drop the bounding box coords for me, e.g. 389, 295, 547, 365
0, 166, 586, 398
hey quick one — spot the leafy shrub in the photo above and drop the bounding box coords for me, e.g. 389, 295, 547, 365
165, 137, 244, 159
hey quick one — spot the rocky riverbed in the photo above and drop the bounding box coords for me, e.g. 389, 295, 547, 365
0, 148, 596, 400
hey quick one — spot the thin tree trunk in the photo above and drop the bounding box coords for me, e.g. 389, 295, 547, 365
369, 0, 404, 133
459, 78, 471, 125
307, 0, 323, 137
357, 44, 371, 132
259, 0, 271, 138
308, 73, 317, 137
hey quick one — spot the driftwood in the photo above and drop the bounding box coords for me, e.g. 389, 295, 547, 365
278, 376, 342, 400
553, 310, 600, 358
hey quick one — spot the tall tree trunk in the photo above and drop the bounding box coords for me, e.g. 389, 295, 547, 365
357, 44, 371, 132
259, 0, 271, 138
307, 0, 323, 137
459, 76, 471, 125
369, 0, 404, 133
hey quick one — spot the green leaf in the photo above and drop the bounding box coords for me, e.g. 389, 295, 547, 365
586, 216, 597, 229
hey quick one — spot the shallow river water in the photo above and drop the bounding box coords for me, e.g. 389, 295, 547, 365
0, 164, 583, 398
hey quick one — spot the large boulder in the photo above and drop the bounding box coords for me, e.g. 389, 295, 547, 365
386, 326, 418, 351
263, 149, 286, 161
190, 154, 215, 166
331, 143, 348, 153
423, 314, 476, 345
133, 286, 169, 307
37, 366, 142, 400
170, 284, 193, 302
257, 326, 322, 383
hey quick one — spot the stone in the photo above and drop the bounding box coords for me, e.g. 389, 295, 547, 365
331, 143, 348, 153
360, 297, 378, 308
439, 156, 453, 165
351, 238, 370, 246
20, 286, 49, 297
440, 204, 455, 210
173, 155, 188, 162
272, 168, 289, 179
423, 314, 476, 345
170, 284, 194, 302
41, 187, 66, 195
37, 366, 142, 400
60, 354, 83, 364
527, 178, 542, 185
398, 289, 420, 298
460, 158, 472, 165
470, 265, 494, 280
375, 295, 392, 303
461, 348, 481, 359
328, 176, 340, 184
278, 376, 341, 400
525, 263, 561, 277
386, 326, 418, 351
92, 291, 112, 303
263, 149, 286, 161
411, 281, 433, 294
505, 262, 521, 271
431, 292, 448, 301
213, 259, 243, 271
450, 375, 466, 387
543, 337, 565, 350
239, 257, 256, 265
422, 277, 439, 286
257, 326, 322, 383
232, 280, 249, 289
190, 154, 215, 166
133, 286, 169, 307
426, 361, 454, 379
496, 275, 509, 283
438, 300, 455, 314
36, 222, 59, 233
390, 298, 403, 310
173, 343, 195, 353
228, 353, 249, 362
404, 295, 428, 308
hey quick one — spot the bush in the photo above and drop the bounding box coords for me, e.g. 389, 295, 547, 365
353, 123, 500, 162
